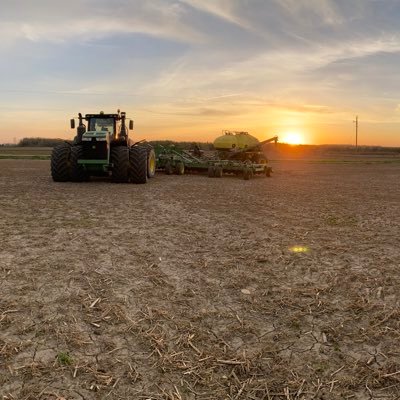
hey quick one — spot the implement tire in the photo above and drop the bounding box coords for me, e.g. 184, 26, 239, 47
175, 161, 185, 175
208, 166, 215, 178
111, 146, 129, 183
214, 166, 223, 178
130, 145, 148, 184
70, 145, 87, 182
243, 167, 253, 180
51, 143, 71, 182
165, 162, 174, 175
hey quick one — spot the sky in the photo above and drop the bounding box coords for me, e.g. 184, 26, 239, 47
0, 0, 399, 146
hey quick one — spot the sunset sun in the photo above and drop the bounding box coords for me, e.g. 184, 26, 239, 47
281, 132, 304, 145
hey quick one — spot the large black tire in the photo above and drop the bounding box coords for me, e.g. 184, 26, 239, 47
51, 143, 71, 182
208, 166, 215, 178
111, 146, 129, 183
70, 145, 87, 182
129, 145, 148, 184
147, 148, 156, 178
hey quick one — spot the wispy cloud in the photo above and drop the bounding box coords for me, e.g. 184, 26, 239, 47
1, 1, 203, 44
266, 103, 334, 114
1, 0, 400, 144
178, 0, 248, 28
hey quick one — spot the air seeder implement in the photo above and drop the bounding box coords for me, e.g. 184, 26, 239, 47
51, 111, 155, 183
157, 131, 278, 180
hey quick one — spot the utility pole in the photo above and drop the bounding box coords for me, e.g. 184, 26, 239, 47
353, 116, 358, 150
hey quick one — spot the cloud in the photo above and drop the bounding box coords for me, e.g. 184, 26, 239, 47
178, 0, 248, 28
2, 0, 400, 144
138, 106, 240, 117
0, 1, 204, 44
276, 0, 347, 26
266, 103, 334, 114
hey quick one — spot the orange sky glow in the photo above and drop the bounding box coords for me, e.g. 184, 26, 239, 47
3, 107, 397, 147
1, 1, 399, 146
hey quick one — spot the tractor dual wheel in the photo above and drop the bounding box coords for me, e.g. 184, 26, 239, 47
129, 145, 148, 184
51, 143, 71, 182
111, 146, 130, 183
70, 145, 87, 182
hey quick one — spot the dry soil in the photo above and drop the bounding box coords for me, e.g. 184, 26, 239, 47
1, 159, 400, 399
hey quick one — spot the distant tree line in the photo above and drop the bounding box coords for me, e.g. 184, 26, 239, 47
15, 138, 212, 150
266, 143, 400, 158
18, 137, 67, 147
13, 137, 400, 155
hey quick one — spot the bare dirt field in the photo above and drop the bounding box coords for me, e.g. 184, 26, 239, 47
1, 159, 400, 400
0, 148, 51, 160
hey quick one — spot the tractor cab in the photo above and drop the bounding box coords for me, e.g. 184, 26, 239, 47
72, 111, 133, 145
89, 117, 115, 134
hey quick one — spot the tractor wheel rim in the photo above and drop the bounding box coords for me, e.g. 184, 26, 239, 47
149, 157, 155, 172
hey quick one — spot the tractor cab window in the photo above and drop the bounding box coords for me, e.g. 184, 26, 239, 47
89, 118, 114, 134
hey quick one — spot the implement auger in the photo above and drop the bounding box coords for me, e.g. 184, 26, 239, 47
222, 135, 279, 163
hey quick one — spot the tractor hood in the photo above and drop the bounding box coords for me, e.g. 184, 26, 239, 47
81, 131, 110, 141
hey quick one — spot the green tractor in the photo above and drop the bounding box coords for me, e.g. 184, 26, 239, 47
51, 110, 156, 183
